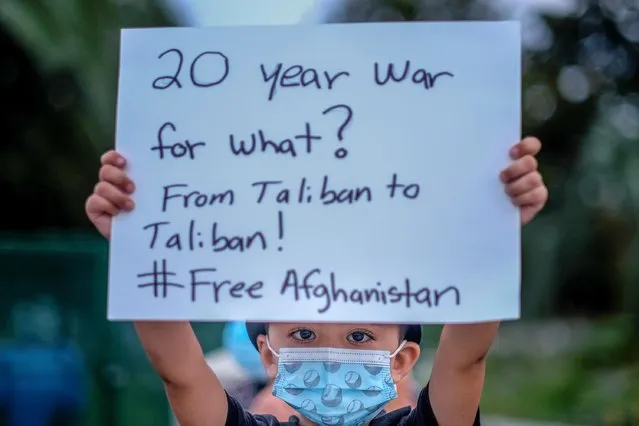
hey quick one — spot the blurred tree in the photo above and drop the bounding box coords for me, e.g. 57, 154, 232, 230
0, 0, 174, 229
522, 2, 639, 324
0, 4, 176, 423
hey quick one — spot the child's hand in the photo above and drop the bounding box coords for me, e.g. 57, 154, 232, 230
85, 151, 135, 239
500, 137, 548, 225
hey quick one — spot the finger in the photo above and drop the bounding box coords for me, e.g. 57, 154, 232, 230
510, 137, 541, 159
93, 182, 134, 211
99, 164, 135, 193
85, 194, 119, 217
521, 204, 543, 226
511, 185, 548, 208
505, 172, 543, 197
100, 150, 126, 168
500, 155, 538, 183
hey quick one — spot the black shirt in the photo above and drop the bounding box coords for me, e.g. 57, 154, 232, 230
225, 384, 481, 425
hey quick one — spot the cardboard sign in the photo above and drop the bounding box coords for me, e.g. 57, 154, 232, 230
109, 22, 521, 323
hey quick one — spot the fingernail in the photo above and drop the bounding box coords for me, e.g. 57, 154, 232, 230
126, 183, 135, 193
117, 157, 126, 167
499, 171, 507, 182
125, 200, 135, 210
510, 146, 519, 158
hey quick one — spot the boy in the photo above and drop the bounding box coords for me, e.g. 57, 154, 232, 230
220, 321, 418, 419
86, 137, 547, 425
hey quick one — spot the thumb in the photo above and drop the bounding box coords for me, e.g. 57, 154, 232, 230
520, 204, 542, 226
85, 196, 117, 239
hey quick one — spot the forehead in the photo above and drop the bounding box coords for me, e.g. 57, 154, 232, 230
268, 323, 401, 334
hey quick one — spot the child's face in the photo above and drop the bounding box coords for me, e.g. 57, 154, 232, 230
256, 322, 420, 383
267, 323, 403, 351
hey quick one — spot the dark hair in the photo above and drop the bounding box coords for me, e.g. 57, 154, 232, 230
245, 323, 421, 351
399, 325, 409, 342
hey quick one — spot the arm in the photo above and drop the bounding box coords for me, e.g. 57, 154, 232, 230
85, 155, 233, 426
428, 322, 499, 425
425, 137, 547, 424
135, 322, 228, 426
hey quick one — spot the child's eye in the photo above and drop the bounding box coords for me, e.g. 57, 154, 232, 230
347, 331, 372, 344
291, 328, 316, 342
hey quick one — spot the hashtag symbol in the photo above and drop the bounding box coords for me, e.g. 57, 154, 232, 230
137, 259, 184, 298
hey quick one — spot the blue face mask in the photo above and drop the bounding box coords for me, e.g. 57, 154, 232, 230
268, 338, 406, 426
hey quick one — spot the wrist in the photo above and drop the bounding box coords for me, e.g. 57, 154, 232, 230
439, 322, 500, 368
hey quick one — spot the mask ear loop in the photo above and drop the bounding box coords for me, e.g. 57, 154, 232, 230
388, 340, 408, 387
390, 340, 407, 358
265, 335, 280, 358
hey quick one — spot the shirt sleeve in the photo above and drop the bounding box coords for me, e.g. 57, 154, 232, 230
225, 392, 281, 426
409, 383, 481, 426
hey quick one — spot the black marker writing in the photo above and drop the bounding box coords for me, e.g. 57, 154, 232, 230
374, 60, 454, 90
260, 63, 350, 101
277, 210, 284, 252
152, 49, 229, 90
152, 49, 183, 89
162, 184, 234, 212
190, 51, 230, 87
251, 175, 372, 205
281, 268, 460, 314
190, 268, 264, 302
386, 174, 420, 199
229, 123, 321, 157
143, 220, 267, 252
152, 122, 205, 160
137, 259, 184, 298
322, 104, 353, 159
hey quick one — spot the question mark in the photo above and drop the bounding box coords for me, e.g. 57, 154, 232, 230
322, 104, 353, 159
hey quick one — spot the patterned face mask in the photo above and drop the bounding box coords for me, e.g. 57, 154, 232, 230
267, 337, 406, 426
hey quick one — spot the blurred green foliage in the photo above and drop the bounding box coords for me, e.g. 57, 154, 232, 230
482, 317, 639, 424
0, 0, 174, 228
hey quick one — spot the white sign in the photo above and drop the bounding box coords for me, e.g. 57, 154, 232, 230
109, 22, 522, 323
